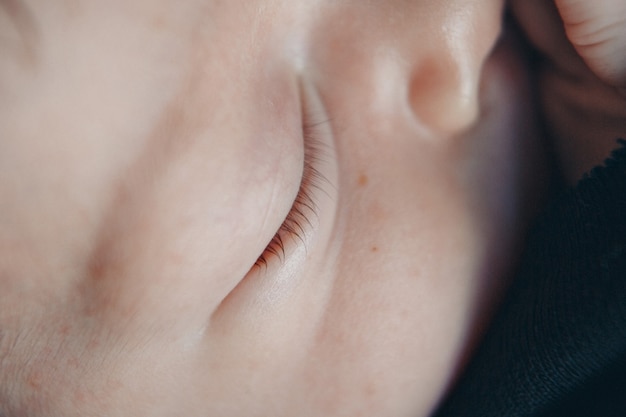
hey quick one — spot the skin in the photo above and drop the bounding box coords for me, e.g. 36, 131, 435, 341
512, 0, 626, 183
0, 1, 548, 416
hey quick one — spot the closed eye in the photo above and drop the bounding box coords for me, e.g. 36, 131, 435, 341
254, 120, 330, 268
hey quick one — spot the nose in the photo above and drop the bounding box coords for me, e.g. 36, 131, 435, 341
407, 0, 505, 137
298, 0, 505, 140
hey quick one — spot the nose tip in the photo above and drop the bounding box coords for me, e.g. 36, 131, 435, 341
408, 53, 481, 137
405, 1, 504, 138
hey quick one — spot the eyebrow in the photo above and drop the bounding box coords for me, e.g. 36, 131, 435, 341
1, 0, 40, 68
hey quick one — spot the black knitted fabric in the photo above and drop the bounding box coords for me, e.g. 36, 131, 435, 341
434, 140, 626, 417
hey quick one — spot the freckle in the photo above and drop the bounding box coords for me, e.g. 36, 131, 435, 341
169, 251, 184, 265
368, 201, 387, 221
88, 256, 106, 281
74, 390, 86, 404
64, 0, 82, 19
358, 174, 369, 187
59, 324, 71, 336
247, 359, 260, 371
371, 246, 379, 253
27, 371, 43, 389
151, 16, 167, 30
87, 338, 100, 350
364, 381, 377, 397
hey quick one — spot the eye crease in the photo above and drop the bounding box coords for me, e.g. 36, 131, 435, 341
254, 120, 330, 268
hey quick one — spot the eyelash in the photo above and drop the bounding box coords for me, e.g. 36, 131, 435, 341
254, 121, 328, 268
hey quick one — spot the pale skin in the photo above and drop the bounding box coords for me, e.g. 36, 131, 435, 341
512, 0, 626, 183
0, 0, 624, 416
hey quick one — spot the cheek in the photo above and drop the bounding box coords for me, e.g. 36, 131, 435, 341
0, 7, 308, 412
289, 22, 545, 417
1, 0, 305, 331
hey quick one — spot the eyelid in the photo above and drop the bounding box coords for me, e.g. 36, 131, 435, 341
254, 119, 330, 268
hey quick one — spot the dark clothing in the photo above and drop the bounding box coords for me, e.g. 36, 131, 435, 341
434, 141, 626, 417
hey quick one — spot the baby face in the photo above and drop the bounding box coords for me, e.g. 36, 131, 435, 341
0, 0, 546, 415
